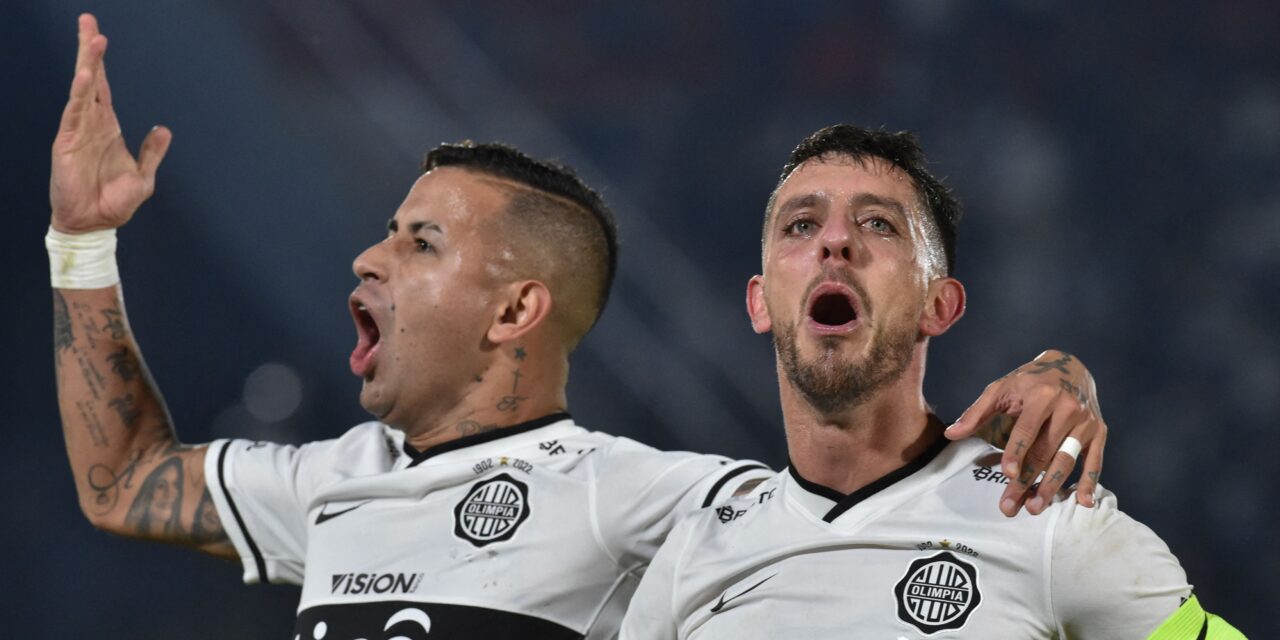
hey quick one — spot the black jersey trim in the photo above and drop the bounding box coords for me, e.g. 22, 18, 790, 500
216, 442, 270, 584
788, 427, 950, 524
701, 463, 770, 508
404, 412, 571, 468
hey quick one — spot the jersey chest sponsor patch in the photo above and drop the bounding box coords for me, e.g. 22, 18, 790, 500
893, 551, 981, 634
453, 473, 530, 547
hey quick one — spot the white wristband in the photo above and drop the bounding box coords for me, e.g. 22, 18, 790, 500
46, 226, 121, 289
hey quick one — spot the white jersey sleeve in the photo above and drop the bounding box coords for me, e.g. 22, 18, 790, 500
203, 437, 331, 585
617, 507, 691, 640
590, 438, 770, 572
1050, 488, 1193, 638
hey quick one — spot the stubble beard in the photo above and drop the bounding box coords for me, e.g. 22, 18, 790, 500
774, 318, 916, 415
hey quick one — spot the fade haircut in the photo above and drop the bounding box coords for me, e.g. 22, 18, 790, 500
422, 141, 619, 348
764, 125, 961, 276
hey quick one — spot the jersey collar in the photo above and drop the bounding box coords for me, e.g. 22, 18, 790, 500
786, 430, 950, 524
401, 412, 572, 468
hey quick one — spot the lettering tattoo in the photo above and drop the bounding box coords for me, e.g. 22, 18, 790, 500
457, 420, 499, 437
72, 300, 99, 350
108, 393, 142, 430
1028, 353, 1074, 375
76, 352, 108, 400
53, 291, 74, 356
106, 347, 140, 382
125, 456, 185, 536
75, 399, 110, 447
496, 395, 526, 412
100, 308, 126, 340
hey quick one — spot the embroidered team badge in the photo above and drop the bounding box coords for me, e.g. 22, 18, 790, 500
894, 551, 981, 634
453, 473, 531, 547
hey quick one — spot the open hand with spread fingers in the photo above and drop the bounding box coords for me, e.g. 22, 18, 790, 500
944, 350, 1106, 517
50, 13, 171, 234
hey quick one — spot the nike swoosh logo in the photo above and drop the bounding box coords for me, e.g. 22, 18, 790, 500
709, 574, 776, 613
315, 500, 372, 525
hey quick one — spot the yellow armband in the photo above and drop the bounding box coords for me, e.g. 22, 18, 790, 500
1146, 595, 1245, 639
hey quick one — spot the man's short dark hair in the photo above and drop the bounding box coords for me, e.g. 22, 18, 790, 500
765, 125, 961, 275
422, 141, 619, 345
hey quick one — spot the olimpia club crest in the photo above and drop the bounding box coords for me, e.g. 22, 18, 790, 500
894, 551, 981, 634
454, 474, 531, 547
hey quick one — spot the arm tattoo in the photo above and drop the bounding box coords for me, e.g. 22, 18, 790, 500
191, 487, 229, 544
106, 347, 140, 382
100, 308, 126, 340
86, 449, 146, 515
107, 393, 142, 430
72, 300, 100, 350
124, 456, 185, 536
75, 399, 110, 447
53, 291, 74, 356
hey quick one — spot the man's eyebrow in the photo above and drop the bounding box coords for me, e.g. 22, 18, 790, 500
847, 193, 906, 217
774, 193, 824, 220
386, 219, 442, 234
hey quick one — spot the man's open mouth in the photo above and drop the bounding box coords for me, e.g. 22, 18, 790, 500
349, 298, 382, 378
805, 283, 861, 332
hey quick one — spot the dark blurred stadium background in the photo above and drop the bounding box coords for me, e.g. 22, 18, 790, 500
3, 1, 1272, 636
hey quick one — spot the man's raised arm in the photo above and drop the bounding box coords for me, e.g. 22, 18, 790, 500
50, 14, 232, 558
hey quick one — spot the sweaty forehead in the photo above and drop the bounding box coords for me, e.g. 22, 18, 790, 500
774, 155, 919, 214
398, 167, 514, 227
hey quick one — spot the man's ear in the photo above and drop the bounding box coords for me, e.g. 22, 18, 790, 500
488, 280, 553, 345
746, 275, 772, 334
919, 276, 965, 337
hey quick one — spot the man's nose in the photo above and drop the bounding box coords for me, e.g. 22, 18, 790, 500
819, 216, 858, 263
352, 241, 387, 282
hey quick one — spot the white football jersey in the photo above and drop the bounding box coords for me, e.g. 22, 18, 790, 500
621, 437, 1192, 639
203, 413, 771, 639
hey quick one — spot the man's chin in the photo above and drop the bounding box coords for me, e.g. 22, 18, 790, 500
358, 386, 392, 421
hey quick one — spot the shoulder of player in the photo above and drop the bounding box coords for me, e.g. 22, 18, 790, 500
931, 440, 1023, 500
690, 473, 785, 528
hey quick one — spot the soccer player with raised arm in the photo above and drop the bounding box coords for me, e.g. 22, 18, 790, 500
619, 125, 1243, 639
51, 15, 1110, 638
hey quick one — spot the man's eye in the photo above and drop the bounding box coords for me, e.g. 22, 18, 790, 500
865, 217, 896, 235
783, 219, 816, 236
415, 238, 434, 252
